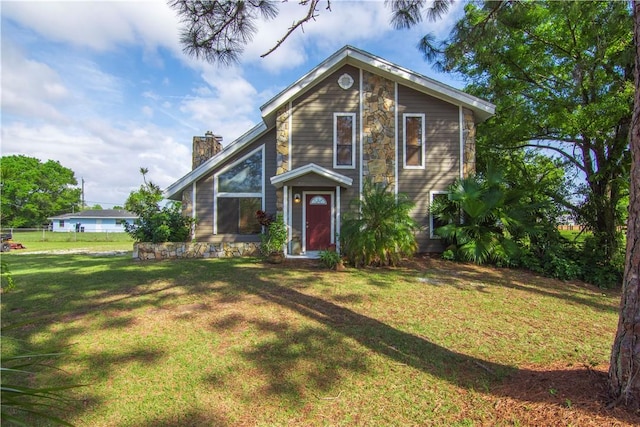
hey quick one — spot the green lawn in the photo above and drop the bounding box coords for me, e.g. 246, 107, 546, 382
1, 252, 634, 426
4, 231, 134, 253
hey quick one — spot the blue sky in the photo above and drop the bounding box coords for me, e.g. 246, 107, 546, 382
1, 0, 466, 208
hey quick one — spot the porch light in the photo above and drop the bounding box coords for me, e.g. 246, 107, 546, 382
294, 194, 301, 203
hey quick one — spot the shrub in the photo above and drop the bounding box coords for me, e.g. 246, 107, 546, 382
124, 202, 194, 243
124, 168, 195, 243
319, 249, 342, 269
430, 168, 535, 265
259, 213, 288, 256
579, 232, 624, 288
340, 180, 419, 267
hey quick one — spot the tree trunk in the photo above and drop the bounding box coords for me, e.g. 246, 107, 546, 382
608, 0, 640, 410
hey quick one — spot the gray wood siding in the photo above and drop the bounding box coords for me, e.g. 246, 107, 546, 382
397, 84, 460, 252
195, 174, 214, 238
193, 128, 277, 243
290, 64, 362, 224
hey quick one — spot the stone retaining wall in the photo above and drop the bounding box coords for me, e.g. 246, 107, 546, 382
133, 242, 260, 260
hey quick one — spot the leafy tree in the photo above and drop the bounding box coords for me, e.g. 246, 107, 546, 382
124, 168, 195, 243
608, 0, 640, 410
416, 1, 633, 263
340, 180, 419, 267
0, 155, 81, 228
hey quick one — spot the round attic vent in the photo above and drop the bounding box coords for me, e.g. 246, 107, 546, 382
338, 73, 354, 90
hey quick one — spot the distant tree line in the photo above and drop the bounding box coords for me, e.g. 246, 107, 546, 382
0, 155, 81, 228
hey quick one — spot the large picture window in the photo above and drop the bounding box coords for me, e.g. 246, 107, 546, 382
334, 113, 355, 168
404, 113, 425, 169
215, 146, 264, 234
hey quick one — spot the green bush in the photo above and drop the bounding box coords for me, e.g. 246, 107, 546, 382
509, 232, 623, 288
340, 180, 419, 267
124, 202, 194, 243
430, 167, 536, 265
579, 232, 624, 288
259, 213, 288, 256
319, 249, 342, 269
124, 169, 195, 243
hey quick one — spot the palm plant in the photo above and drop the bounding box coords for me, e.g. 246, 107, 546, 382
2, 266, 81, 426
341, 180, 419, 267
2, 332, 82, 426
431, 167, 538, 265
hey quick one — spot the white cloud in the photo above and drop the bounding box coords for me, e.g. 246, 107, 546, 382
1, 120, 192, 207
1, 43, 71, 123
0, 0, 467, 210
1, 1, 182, 54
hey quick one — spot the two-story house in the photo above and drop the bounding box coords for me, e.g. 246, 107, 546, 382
165, 46, 495, 258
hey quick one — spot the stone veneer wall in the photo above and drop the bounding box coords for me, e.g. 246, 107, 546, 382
362, 71, 396, 187
462, 108, 477, 177
192, 132, 223, 169
181, 187, 193, 219
275, 105, 290, 213
133, 242, 260, 260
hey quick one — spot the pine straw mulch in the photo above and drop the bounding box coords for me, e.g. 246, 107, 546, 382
485, 362, 640, 426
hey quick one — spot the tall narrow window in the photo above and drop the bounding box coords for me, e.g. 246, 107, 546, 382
215, 146, 264, 234
404, 114, 425, 168
334, 113, 355, 168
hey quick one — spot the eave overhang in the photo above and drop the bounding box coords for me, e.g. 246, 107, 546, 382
259, 45, 495, 127
270, 163, 353, 188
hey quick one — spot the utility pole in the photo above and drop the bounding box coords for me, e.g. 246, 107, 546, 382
81, 177, 85, 210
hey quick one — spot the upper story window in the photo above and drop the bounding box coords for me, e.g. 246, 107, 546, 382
334, 113, 356, 169
218, 148, 263, 194
403, 113, 425, 169
215, 146, 264, 234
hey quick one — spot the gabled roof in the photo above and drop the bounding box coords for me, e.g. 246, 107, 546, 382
270, 163, 353, 188
165, 45, 495, 200
48, 209, 137, 220
260, 45, 495, 125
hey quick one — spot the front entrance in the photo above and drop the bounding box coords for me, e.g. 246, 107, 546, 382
305, 193, 332, 251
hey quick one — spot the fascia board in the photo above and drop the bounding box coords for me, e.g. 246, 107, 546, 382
260, 45, 495, 124
260, 47, 351, 120
270, 163, 353, 188
164, 122, 269, 200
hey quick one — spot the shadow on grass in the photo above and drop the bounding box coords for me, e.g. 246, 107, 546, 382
136, 411, 231, 427
406, 256, 619, 314
244, 276, 513, 389
1, 254, 633, 425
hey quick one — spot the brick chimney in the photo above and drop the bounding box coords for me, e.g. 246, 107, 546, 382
192, 131, 223, 169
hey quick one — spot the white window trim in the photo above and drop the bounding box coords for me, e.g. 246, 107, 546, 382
333, 112, 356, 169
213, 145, 265, 234
429, 190, 449, 239
403, 113, 426, 170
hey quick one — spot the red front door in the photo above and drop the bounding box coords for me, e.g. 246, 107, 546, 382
306, 194, 331, 251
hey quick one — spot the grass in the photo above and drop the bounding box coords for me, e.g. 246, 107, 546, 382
5, 231, 134, 253
0, 251, 630, 426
